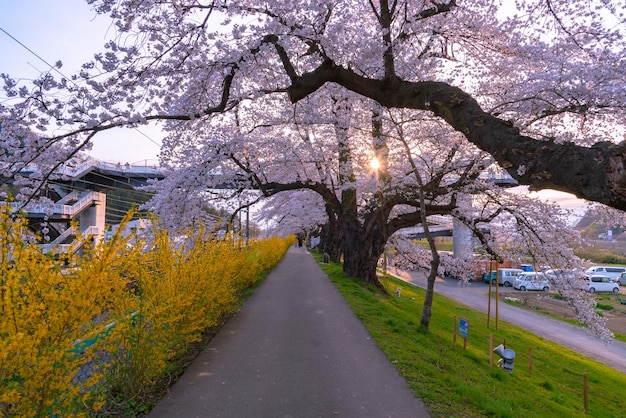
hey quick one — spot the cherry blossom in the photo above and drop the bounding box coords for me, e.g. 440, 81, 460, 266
2, 0, 624, 337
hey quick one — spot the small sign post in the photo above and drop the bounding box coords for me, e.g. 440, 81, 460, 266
459, 317, 469, 349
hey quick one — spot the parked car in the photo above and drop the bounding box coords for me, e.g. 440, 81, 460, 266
544, 268, 579, 280
482, 271, 496, 284
619, 272, 626, 286
513, 272, 550, 291
584, 266, 626, 282
497, 268, 524, 287
580, 275, 620, 293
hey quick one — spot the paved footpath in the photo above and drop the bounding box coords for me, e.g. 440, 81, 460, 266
149, 246, 430, 418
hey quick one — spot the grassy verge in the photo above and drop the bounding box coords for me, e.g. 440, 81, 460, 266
506, 294, 626, 344
315, 255, 626, 418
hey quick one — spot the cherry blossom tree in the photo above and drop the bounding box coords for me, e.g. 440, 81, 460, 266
145, 86, 480, 288
1, 0, 624, 333
390, 187, 612, 341
581, 202, 626, 238
2, 0, 626, 208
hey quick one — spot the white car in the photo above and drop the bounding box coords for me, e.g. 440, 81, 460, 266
543, 268, 579, 280
580, 275, 620, 293
513, 272, 550, 291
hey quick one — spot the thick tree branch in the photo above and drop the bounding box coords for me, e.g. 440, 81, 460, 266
417, 0, 457, 20
386, 200, 457, 236
277, 55, 625, 210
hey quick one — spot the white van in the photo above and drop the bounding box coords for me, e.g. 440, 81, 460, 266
580, 275, 620, 293
497, 268, 524, 287
585, 266, 626, 281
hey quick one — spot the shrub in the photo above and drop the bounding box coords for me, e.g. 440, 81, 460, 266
575, 248, 626, 265
0, 209, 291, 416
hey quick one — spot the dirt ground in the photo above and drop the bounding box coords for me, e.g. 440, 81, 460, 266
502, 292, 626, 336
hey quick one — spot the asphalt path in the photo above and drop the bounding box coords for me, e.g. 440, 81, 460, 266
391, 268, 626, 374
149, 246, 430, 418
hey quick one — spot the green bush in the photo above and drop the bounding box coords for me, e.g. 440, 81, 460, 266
575, 248, 626, 264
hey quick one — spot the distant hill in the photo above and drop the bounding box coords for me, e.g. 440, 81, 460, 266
575, 211, 623, 241
575, 212, 596, 229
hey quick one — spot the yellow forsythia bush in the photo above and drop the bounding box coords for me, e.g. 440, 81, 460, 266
0, 209, 291, 416
246, 236, 295, 284
0, 210, 136, 417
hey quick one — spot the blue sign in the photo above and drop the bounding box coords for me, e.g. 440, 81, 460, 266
459, 317, 469, 338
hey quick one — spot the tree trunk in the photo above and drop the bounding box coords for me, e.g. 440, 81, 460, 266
420, 251, 440, 329
320, 221, 343, 263
341, 217, 387, 292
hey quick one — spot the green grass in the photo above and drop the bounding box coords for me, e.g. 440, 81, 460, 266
413, 238, 454, 253
315, 256, 626, 418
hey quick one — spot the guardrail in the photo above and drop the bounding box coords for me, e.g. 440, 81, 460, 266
14, 191, 103, 217
55, 157, 165, 178
55, 190, 79, 205
13, 157, 165, 180
40, 225, 101, 254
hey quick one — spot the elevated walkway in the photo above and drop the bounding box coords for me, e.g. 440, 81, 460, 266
21, 157, 165, 181
16, 157, 166, 191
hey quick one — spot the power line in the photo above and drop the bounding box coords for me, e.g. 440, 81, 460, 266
0, 25, 69, 84
0, 25, 162, 150
133, 128, 162, 148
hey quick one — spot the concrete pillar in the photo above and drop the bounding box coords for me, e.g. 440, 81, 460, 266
453, 217, 474, 260
453, 194, 474, 260
78, 192, 106, 245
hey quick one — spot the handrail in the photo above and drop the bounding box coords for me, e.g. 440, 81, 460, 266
13, 156, 165, 180
43, 226, 77, 249
40, 225, 101, 254
21, 191, 103, 217
61, 191, 101, 216
55, 157, 164, 178
56, 190, 79, 205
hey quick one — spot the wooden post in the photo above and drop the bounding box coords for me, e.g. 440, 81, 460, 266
453, 316, 457, 343
487, 276, 492, 328
529, 346, 533, 376
583, 373, 589, 413
490, 334, 494, 369
495, 272, 499, 331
